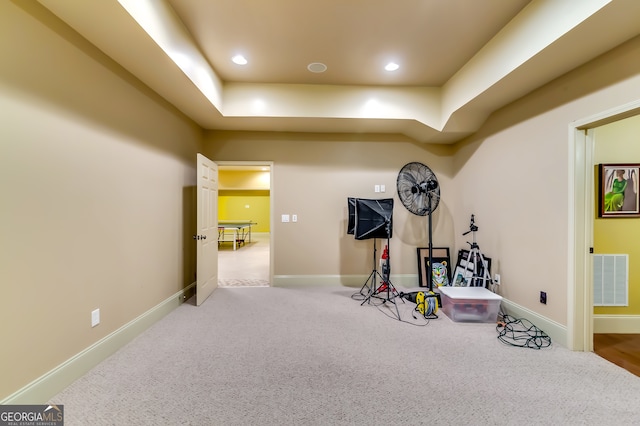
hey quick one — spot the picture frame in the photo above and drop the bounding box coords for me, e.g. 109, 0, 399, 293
599, 163, 640, 217
452, 265, 473, 287
455, 249, 492, 287
417, 247, 451, 288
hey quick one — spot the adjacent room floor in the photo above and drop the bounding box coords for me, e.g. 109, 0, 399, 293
594, 333, 640, 377
218, 232, 269, 287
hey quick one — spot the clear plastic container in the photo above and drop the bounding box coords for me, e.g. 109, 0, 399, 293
438, 286, 502, 323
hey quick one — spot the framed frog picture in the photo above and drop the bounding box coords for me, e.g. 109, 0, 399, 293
599, 164, 640, 217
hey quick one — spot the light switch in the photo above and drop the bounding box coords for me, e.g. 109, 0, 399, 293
380, 184, 386, 193
281, 214, 290, 223
91, 309, 100, 327
375, 185, 380, 193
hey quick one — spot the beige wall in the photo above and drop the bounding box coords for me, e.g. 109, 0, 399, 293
205, 34, 640, 327
208, 34, 640, 327
450, 35, 640, 326
0, 2, 202, 400
204, 133, 455, 280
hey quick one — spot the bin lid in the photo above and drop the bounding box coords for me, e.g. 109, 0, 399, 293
438, 286, 502, 300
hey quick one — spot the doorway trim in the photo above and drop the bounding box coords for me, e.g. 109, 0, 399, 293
216, 160, 274, 285
570, 99, 640, 351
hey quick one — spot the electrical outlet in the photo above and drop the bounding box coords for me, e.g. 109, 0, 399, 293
540, 291, 547, 304
494, 274, 501, 285
91, 309, 100, 327
292, 214, 298, 222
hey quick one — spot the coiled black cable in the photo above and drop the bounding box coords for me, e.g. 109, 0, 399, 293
496, 314, 551, 349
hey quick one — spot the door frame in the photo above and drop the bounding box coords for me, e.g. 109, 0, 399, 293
216, 160, 274, 284
570, 99, 640, 351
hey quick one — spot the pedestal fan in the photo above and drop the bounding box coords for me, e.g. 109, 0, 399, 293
397, 162, 441, 293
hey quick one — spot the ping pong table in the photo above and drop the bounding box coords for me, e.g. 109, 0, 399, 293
217, 221, 256, 250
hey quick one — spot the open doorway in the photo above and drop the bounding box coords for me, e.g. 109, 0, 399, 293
590, 115, 640, 376
216, 162, 273, 287
571, 100, 640, 352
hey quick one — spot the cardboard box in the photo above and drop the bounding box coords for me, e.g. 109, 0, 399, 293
438, 286, 502, 323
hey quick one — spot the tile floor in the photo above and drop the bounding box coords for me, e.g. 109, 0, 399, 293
218, 232, 270, 287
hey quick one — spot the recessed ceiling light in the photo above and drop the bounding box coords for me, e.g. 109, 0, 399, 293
307, 62, 327, 73
385, 62, 399, 71
232, 55, 248, 65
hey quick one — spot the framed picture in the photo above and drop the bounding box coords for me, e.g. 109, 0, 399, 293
452, 265, 473, 287
599, 164, 640, 217
417, 247, 450, 288
455, 249, 492, 287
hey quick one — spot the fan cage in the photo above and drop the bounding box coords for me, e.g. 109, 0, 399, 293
396, 162, 440, 216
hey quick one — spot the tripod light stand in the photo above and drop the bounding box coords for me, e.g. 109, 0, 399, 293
351, 198, 401, 320
461, 214, 493, 288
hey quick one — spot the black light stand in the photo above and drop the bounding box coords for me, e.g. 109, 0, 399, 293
358, 238, 379, 297
415, 181, 442, 308
373, 223, 401, 296
427, 189, 435, 292
352, 198, 402, 320
360, 221, 402, 320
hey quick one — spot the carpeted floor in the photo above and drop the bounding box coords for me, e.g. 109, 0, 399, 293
50, 285, 640, 425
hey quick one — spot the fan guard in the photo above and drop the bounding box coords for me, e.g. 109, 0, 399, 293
397, 162, 440, 216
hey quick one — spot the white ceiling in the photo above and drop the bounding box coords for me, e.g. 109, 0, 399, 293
166, 0, 531, 86
37, 0, 640, 144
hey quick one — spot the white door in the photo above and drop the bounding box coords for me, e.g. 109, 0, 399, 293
196, 153, 218, 306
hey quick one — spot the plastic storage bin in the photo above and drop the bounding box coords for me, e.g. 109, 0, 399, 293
438, 286, 502, 323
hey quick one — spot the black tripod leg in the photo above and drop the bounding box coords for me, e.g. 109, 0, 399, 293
360, 239, 378, 302
359, 270, 375, 296
360, 270, 375, 297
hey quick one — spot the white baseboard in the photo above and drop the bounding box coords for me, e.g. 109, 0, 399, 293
1, 283, 196, 405
594, 315, 640, 333
500, 298, 568, 348
273, 274, 419, 288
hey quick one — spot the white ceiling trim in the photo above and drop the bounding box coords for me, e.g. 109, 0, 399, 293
440, 0, 612, 125
37, 0, 640, 144
116, 0, 224, 110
